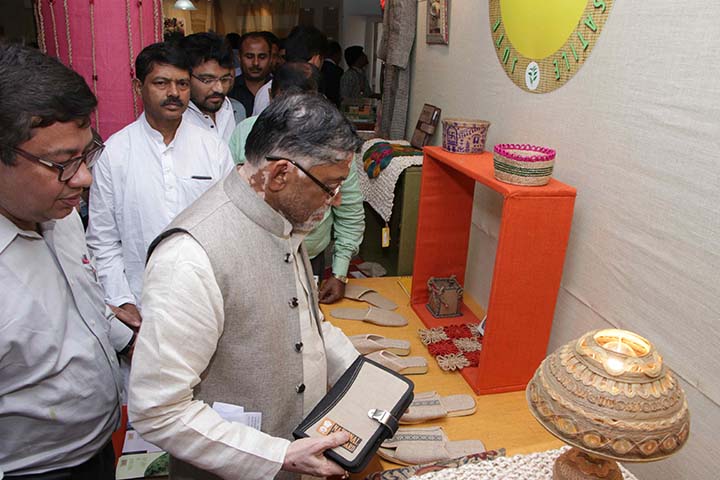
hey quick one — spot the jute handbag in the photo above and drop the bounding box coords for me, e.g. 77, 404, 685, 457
293, 356, 414, 472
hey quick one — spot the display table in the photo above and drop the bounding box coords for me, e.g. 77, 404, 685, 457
322, 277, 563, 479
410, 147, 576, 395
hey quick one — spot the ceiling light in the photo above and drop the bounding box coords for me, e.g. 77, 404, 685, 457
173, 0, 197, 11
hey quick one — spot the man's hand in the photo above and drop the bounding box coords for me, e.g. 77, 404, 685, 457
282, 432, 350, 477
110, 303, 142, 329
319, 276, 346, 304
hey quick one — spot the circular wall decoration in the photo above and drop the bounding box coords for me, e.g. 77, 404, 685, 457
489, 0, 614, 93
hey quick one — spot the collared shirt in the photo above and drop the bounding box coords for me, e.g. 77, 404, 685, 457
340, 66, 372, 100
86, 113, 234, 308
228, 116, 365, 276
183, 98, 237, 143
251, 80, 272, 116
0, 212, 125, 476
128, 202, 358, 479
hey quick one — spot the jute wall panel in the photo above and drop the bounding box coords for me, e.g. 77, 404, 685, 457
408, 1, 720, 478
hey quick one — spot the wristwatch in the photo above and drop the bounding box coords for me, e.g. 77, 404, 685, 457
333, 274, 349, 284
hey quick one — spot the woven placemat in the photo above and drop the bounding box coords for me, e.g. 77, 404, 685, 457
417, 323, 483, 371
410, 446, 639, 480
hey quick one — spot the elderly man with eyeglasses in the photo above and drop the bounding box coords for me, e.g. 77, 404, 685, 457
86, 42, 233, 334
0, 43, 133, 479
181, 32, 241, 142
128, 92, 363, 480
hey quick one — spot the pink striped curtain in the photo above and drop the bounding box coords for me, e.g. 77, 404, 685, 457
35, 0, 164, 139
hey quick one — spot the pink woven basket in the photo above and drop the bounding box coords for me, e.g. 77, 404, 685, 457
493, 144, 556, 186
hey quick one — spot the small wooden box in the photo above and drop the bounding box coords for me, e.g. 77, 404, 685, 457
426, 275, 464, 318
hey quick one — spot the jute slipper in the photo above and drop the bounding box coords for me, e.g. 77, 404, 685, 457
344, 284, 398, 311
376, 440, 486, 466
399, 391, 476, 424
382, 426, 448, 447
349, 334, 411, 356
366, 350, 427, 375
330, 306, 407, 327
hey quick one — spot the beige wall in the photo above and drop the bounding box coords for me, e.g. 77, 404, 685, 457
407, 1, 720, 478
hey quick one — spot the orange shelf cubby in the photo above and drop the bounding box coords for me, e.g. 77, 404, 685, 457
411, 147, 577, 395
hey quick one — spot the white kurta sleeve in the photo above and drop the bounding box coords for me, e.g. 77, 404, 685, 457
128, 234, 290, 480
86, 151, 135, 307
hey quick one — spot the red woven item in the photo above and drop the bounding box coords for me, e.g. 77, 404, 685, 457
418, 323, 483, 371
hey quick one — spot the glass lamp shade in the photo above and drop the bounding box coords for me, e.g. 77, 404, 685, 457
527, 329, 689, 474
173, 0, 197, 11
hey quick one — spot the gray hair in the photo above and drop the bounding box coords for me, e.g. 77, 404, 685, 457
245, 92, 362, 168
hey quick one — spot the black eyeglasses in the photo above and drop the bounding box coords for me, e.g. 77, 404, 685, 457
266, 156, 342, 198
13, 138, 105, 182
191, 73, 234, 87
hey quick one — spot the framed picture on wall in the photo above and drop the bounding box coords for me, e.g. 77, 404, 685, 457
426, 0, 450, 44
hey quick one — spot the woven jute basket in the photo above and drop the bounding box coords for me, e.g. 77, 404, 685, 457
493, 144, 556, 186
442, 118, 491, 154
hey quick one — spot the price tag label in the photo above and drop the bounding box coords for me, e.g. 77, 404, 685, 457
381, 225, 390, 248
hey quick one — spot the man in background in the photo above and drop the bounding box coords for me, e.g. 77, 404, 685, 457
129, 92, 362, 479
87, 43, 233, 328
321, 40, 344, 107
228, 32, 273, 117
340, 45, 372, 101
252, 25, 328, 116
0, 43, 131, 479
182, 32, 238, 142
229, 62, 365, 303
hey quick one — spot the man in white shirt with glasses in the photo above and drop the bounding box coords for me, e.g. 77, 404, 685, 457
87, 42, 233, 329
181, 32, 239, 142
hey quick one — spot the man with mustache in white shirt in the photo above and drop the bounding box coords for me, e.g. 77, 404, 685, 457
87, 42, 234, 330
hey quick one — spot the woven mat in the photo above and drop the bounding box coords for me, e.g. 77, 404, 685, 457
418, 323, 483, 371
409, 446, 640, 480
358, 138, 423, 223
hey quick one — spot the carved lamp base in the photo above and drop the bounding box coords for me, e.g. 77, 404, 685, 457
554, 448, 623, 480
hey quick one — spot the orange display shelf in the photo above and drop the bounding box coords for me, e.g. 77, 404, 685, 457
411, 147, 576, 395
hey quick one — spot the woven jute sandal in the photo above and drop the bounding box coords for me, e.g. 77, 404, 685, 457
366, 350, 428, 375
349, 334, 411, 356
378, 427, 485, 466
344, 284, 398, 310
400, 391, 476, 424
330, 306, 407, 327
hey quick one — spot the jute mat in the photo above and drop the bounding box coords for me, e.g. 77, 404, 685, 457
410, 446, 640, 480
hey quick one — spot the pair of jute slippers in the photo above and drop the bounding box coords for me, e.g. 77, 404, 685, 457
331, 285, 406, 327
377, 426, 485, 466
399, 391, 476, 424
349, 333, 411, 356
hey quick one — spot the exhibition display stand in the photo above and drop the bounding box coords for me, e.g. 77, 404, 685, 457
323, 277, 563, 478
410, 147, 577, 394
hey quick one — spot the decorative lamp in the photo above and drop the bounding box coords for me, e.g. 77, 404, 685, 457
527, 329, 689, 480
173, 0, 197, 11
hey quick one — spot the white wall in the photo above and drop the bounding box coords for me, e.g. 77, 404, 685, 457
407, 1, 720, 478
